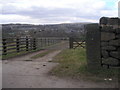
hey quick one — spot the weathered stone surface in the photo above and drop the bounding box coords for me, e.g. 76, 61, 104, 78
108, 18, 118, 25
118, 48, 120, 58
100, 17, 108, 25
101, 32, 115, 41
109, 39, 120, 46
86, 24, 101, 70
119, 19, 120, 25
116, 28, 120, 34
102, 46, 116, 51
101, 42, 108, 46
110, 51, 120, 59
101, 50, 109, 58
116, 34, 120, 39
99, 17, 120, 67
118, 47, 120, 51
101, 26, 115, 32
102, 58, 119, 65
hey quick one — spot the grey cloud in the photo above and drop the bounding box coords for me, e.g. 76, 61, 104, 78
3, 5, 74, 16
2, 5, 101, 23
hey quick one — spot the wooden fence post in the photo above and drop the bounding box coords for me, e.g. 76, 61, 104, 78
2, 39, 7, 55
55, 38, 57, 43
52, 38, 54, 44
41, 38, 43, 47
53, 38, 55, 44
30, 38, 33, 50
16, 38, 20, 52
69, 37, 73, 49
33, 38, 36, 50
26, 37, 29, 51
48, 38, 50, 46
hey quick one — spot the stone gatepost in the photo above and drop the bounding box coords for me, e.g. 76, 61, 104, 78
86, 17, 120, 69
85, 23, 101, 70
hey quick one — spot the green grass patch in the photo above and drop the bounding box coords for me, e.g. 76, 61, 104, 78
31, 50, 54, 59
2, 51, 28, 59
2, 49, 42, 60
50, 48, 119, 82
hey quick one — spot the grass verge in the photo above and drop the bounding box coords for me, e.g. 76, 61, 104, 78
2, 49, 42, 60
50, 48, 119, 82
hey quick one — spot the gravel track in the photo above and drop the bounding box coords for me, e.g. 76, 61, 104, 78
2, 41, 118, 88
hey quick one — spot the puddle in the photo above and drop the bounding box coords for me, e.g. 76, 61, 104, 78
24, 60, 33, 61
48, 61, 52, 62
43, 65, 46, 66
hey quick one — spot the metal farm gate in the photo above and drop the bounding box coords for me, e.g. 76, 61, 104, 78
69, 37, 86, 49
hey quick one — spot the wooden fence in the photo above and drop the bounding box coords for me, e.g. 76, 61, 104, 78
0, 37, 64, 55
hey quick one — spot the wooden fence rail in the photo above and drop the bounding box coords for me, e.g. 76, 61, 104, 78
0, 37, 64, 56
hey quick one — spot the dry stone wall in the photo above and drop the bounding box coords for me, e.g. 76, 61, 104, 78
100, 17, 120, 66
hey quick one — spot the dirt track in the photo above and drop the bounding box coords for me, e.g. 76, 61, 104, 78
2, 42, 118, 88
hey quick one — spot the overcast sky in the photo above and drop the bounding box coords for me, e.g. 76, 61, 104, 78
118, 1, 120, 18
0, 0, 119, 24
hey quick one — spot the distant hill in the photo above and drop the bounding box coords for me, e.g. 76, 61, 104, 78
2, 23, 92, 38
